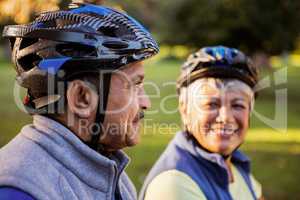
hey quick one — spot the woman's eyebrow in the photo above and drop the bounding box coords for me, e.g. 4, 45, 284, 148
198, 96, 220, 102
232, 97, 248, 102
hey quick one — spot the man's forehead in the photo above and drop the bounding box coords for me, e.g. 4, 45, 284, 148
111, 61, 145, 84
119, 61, 144, 77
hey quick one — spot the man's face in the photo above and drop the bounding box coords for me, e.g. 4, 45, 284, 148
100, 61, 151, 150
181, 79, 252, 156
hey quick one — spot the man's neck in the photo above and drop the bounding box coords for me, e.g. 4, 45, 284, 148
47, 113, 93, 142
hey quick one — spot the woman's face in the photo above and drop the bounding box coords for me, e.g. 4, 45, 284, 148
180, 79, 253, 156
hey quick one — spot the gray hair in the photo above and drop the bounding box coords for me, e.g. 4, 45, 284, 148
179, 78, 255, 112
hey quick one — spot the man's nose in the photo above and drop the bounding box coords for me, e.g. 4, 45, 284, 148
139, 89, 151, 110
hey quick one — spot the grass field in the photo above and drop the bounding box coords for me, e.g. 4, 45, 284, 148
0, 59, 299, 200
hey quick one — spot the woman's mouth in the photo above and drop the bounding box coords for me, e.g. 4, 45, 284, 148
208, 128, 238, 136
207, 124, 239, 137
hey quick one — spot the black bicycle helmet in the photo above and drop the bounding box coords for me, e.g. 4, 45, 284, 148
177, 46, 258, 95
2, 2, 159, 150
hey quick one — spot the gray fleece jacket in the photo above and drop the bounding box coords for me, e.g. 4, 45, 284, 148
0, 115, 137, 200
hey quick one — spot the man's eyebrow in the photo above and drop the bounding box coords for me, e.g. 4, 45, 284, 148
131, 74, 144, 82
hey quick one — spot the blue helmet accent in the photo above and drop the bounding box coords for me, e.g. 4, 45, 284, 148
70, 3, 111, 15
177, 45, 258, 92
202, 46, 239, 66
38, 58, 72, 74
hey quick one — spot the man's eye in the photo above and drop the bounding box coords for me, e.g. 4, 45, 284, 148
134, 81, 143, 88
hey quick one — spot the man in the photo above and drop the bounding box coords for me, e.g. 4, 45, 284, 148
0, 2, 158, 200
140, 46, 264, 200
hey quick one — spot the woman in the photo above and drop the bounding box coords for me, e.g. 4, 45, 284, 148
139, 46, 264, 200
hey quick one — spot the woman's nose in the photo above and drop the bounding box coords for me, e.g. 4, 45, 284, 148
216, 105, 234, 123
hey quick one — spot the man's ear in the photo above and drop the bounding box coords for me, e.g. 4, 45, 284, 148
67, 80, 98, 119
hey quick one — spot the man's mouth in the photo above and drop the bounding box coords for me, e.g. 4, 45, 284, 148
133, 111, 144, 124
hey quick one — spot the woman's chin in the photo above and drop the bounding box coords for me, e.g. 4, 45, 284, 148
205, 139, 235, 155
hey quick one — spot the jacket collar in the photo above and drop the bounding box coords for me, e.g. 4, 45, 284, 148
173, 131, 251, 174
21, 115, 130, 191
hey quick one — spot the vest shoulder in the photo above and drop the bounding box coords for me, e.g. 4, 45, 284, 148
145, 137, 206, 178
139, 137, 210, 200
0, 133, 62, 199
0, 132, 56, 175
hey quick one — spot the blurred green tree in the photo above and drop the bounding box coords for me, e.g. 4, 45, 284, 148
109, 0, 159, 29
154, 0, 300, 55
1, 0, 299, 56
115, 0, 300, 67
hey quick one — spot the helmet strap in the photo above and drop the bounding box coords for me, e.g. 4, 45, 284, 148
89, 72, 112, 151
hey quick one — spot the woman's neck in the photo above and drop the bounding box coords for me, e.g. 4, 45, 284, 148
225, 156, 234, 183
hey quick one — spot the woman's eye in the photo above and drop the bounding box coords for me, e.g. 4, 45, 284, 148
233, 104, 246, 109
204, 102, 219, 109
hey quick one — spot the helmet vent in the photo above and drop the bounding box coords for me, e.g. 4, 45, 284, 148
56, 18, 78, 27
102, 40, 129, 49
97, 27, 117, 37
42, 19, 57, 29
56, 43, 97, 57
20, 38, 39, 50
18, 53, 42, 71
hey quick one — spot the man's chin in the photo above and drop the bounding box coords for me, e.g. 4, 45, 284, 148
126, 130, 140, 147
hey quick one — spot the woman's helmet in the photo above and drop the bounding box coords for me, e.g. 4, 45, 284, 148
177, 46, 258, 95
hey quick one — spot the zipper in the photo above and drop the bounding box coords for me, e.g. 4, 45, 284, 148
111, 165, 122, 200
